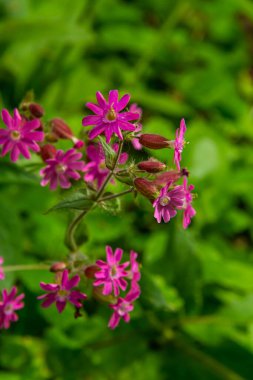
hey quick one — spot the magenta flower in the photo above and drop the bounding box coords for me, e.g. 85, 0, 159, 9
127, 251, 141, 284
153, 181, 185, 223
0, 257, 5, 280
94, 246, 130, 297
38, 270, 87, 313
182, 177, 196, 229
82, 90, 139, 143
0, 108, 44, 162
40, 148, 85, 190
0, 287, 25, 329
174, 118, 187, 170
83, 143, 128, 189
108, 287, 140, 329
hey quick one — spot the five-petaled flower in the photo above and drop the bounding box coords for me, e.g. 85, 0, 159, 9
40, 148, 85, 190
0, 108, 44, 162
153, 181, 185, 223
94, 246, 130, 297
82, 90, 139, 143
174, 118, 187, 170
108, 287, 140, 329
38, 270, 87, 313
0, 257, 5, 281
182, 176, 196, 229
0, 287, 25, 329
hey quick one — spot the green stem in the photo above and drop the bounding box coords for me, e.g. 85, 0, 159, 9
4, 264, 50, 272
66, 140, 124, 251
98, 187, 134, 202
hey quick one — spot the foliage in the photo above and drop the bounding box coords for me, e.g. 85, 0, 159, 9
0, 0, 253, 379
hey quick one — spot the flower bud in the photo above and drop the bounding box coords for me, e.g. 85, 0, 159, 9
137, 160, 166, 173
134, 178, 158, 201
153, 170, 181, 186
40, 144, 57, 161
73, 139, 84, 149
50, 118, 73, 139
29, 103, 45, 118
139, 134, 170, 149
50, 261, 67, 272
84, 264, 100, 279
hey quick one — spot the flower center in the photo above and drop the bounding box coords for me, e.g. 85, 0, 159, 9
57, 289, 69, 301
56, 163, 67, 173
118, 302, 129, 316
105, 107, 117, 121
4, 303, 13, 316
10, 130, 21, 141
159, 196, 170, 207
110, 265, 118, 279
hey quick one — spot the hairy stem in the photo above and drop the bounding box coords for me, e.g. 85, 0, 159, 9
66, 140, 124, 251
4, 264, 50, 272
98, 187, 134, 202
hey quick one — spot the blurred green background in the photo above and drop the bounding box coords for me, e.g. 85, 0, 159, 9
0, 0, 253, 379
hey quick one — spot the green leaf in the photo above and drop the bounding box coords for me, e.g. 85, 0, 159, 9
98, 136, 116, 170
46, 190, 94, 213
98, 192, 121, 215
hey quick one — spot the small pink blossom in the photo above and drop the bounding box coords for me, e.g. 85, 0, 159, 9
129, 104, 143, 150
82, 90, 139, 143
0, 108, 44, 162
40, 148, 85, 190
153, 181, 185, 223
174, 118, 187, 170
38, 270, 87, 313
0, 287, 25, 329
0, 257, 5, 280
94, 246, 130, 297
127, 251, 141, 284
182, 176, 196, 229
83, 143, 128, 189
108, 287, 140, 329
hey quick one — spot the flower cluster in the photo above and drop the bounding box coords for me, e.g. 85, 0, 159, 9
0, 88, 197, 331
93, 246, 141, 329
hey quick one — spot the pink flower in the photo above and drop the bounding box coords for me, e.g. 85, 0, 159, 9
0, 108, 44, 162
0, 287, 25, 329
82, 90, 139, 143
129, 104, 143, 150
127, 251, 141, 284
182, 177, 196, 229
153, 181, 185, 223
0, 257, 5, 280
108, 287, 140, 329
83, 143, 128, 189
94, 246, 130, 297
40, 148, 85, 190
38, 270, 87, 313
174, 118, 187, 170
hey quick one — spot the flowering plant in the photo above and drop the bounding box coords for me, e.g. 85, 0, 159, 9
0, 90, 196, 330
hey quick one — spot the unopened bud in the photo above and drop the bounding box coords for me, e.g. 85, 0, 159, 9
134, 178, 158, 201
29, 103, 45, 118
181, 168, 189, 177
84, 265, 100, 279
139, 134, 170, 149
51, 118, 73, 139
50, 261, 67, 272
40, 144, 57, 161
153, 170, 181, 186
137, 160, 166, 173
